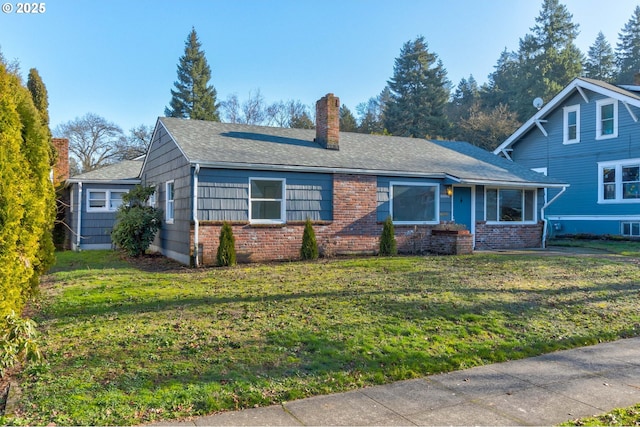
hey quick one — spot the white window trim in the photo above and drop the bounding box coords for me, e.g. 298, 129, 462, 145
622, 222, 640, 237
563, 104, 580, 144
86, 189, 127, 212
389, 181, 440, 225
598, 158, 640, 204
596, 98, 618, 140
484, 187, 538, 224
165, 181, 175, 224
249, 177, 286, 224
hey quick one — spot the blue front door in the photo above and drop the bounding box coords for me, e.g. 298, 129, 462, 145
452, 187, 472, 231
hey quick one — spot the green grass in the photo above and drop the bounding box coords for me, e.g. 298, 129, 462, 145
4, 248, 640, 425
560, 404, 640, 426
549, 237, 640, 257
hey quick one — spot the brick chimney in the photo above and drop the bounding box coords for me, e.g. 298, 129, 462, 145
315, 93, 340, 150
52, 138, 69, 185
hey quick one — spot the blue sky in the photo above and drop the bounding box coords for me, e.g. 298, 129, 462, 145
0, 0, 637, 134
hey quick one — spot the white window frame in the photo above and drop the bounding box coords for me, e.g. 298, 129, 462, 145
484, 187, 537, 224
86, 189, 127, 212
596, 98, 618, 140
563, 104, 580, 144
598, 158, 640, 204
165, 181, 175, 224
249, 178, 286, 224
389, 181, 439, 225
622, 222, 640, 237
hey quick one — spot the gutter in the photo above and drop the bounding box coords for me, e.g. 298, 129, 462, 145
541, 185, 568, 248
193, 163, 200, 267
76, 182, 83, 250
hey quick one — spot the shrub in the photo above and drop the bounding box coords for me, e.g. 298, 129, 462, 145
111, 185, 162, 257
300, 218, 319, 260
216, 222, 236, 266
379, 216, 397, 256
0, 311, 43, 379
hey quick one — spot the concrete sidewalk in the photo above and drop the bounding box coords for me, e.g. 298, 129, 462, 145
150, 337, 640, 426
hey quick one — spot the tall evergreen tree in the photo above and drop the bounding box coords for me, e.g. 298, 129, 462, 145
485, 0, 583, 121
339, 105, 358, 132
26, 68, 49, 126
615, 6, 640, 84
165, 28, 219, 121
584, 32, 616, 82
384, 36, 450, 138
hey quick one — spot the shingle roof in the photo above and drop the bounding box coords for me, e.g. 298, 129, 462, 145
68, 159, 142, 182
159, 117, 564, 187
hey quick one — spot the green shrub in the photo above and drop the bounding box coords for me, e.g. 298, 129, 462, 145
300, 218, 319, 260
0, 311, 43, 378
216, 222, 236, 266
111, 185, 162, 257
379, 216, 397, 256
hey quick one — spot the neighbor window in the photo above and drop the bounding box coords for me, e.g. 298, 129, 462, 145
563, 105, 580, 144
485, 188, 536, 223
390, 182, 438, 224
166, 181, 174, 223
86, 190, 127, 212
622, 222, 640, 237
249, 178, 285, 223
599, 159, 640, 203
596, 99, 618, 139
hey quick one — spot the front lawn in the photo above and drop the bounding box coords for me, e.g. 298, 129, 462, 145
4, 248, 640, 425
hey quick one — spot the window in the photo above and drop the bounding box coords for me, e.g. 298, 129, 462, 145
485, 188, 536, 223
86, 190, 127, 212
166, 181, 174, 223
598, 159, 640, 203
563, 105, 580, 144
622, 222, 640, 237
390, 183, 438, 224
249, 178, 285, 223
596, 99, 618, 140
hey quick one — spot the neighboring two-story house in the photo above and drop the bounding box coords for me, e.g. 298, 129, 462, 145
494, 77, 640, 238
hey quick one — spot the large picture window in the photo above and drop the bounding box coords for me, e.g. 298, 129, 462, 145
485, 188, 536, 223
86, 189, 127, 212
599, 159, 640, 203
249, 178, 285, 223
596, 99, 618, 140
390, 183, 438, 224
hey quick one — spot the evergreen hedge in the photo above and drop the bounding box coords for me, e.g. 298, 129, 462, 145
379, 216, 398, 256
216, 222, 236, 266
300, 218, 319, 260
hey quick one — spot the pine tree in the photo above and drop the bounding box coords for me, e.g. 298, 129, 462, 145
379, 216, 397, 256
339, 105, 358, 132
300, 218, 319, 260
384, 36, 450, 138
615, 6, 640, 84
165, 28, 219, 121
26, 68, 49, 126
216, 222, 236, 266
585, 32, 616, 82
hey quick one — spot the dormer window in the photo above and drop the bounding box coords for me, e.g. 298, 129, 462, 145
563, 105, 580, 144
596, 99, 618, 140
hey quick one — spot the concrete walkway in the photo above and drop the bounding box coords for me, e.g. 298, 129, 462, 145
152, 337, 640, 426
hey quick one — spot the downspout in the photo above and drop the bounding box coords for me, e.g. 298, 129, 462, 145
540, 186, 567, 248
76, 182, 83, 250
193, 164, 200, 267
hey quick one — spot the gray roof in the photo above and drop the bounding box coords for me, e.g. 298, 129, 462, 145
159, 117, 565, 188
68, 159, 142, 182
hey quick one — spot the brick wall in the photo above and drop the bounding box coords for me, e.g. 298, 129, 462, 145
475, 221, 543, 250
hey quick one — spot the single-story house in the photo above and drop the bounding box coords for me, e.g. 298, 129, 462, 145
139, 94, 566, 265
66, 159, 142, 250
494, 77, 640, 237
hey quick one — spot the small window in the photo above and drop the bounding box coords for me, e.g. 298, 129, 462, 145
87, 190, 127, 212
249, 178, 285, 223
622, 222, 640, 237
563, 105, 580, 144
166, 181, 174, 223
390, 183, 438, 224
485, 188, 536, 223
599, 159, 640, 203
109, 191, 127, 210
596, 99, 618, 140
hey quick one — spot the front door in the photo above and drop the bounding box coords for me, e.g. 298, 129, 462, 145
452, 186, 473, 232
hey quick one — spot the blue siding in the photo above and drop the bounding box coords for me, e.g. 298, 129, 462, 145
196, 169, 333, 222
509, 87, 640, 235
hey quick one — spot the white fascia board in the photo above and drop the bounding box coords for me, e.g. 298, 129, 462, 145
65, 178, 141, 185
459, 179, 569, 189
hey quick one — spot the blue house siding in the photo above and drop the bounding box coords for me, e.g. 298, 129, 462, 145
502, 80, 640, 237
196, 169, 333, 222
